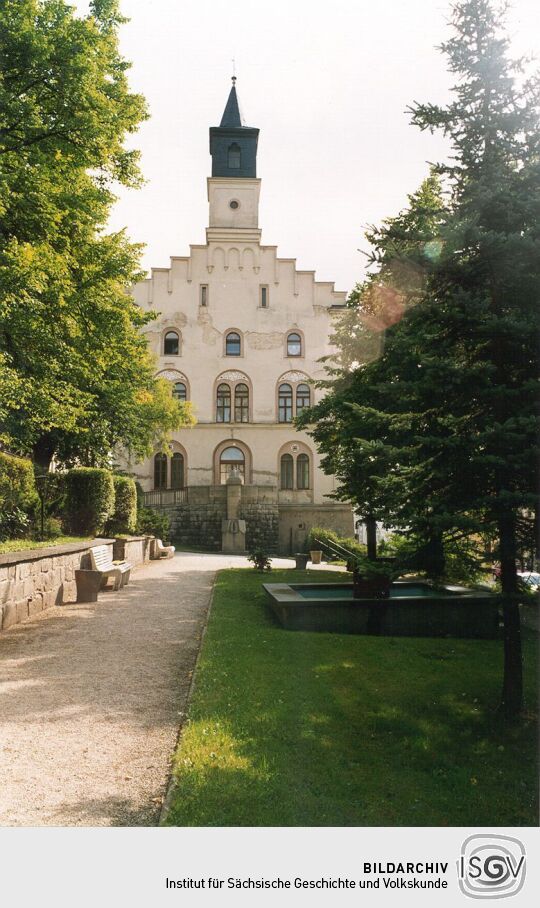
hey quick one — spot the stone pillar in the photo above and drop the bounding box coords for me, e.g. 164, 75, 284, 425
221, 470, 246, 554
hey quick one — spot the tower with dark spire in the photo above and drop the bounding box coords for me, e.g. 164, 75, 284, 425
209, 77, 259, 178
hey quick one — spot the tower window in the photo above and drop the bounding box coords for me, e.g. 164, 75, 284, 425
260, 286, 268, 308
200, 285, 208, 307
164, 330, 180, 356
229, 200, 240, 210
225, 331, 241, 356
287, 332, 302, 357
228, 143, 241, 169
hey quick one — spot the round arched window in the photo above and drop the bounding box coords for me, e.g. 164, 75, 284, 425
225, 332, 241, 356
234, 383, 249, 422
154, 453, 167, 490
296, 383, 310, 415
164, 331, 180, 355
287, 332, 302, 357
220, 446, 245, 484
172, 381, 187, 401
216, 383, 231, 422
278, 383, 293, 423
296, 453, 310, 490
171, 452, 185, 489
280, 453, 294, 490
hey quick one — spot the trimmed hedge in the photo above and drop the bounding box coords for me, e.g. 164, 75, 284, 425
0, 451, 38, 512
65, 467, 115, 536
136, 507, 171, 544
107, 475, 137, 535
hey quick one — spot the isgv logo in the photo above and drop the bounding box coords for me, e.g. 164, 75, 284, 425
458, 835, 526, 899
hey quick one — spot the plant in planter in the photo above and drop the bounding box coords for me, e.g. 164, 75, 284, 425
351, 556, 397, 598
248, 549, 272, 571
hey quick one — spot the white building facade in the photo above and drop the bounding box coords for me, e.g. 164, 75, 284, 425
130, 81, 353, 552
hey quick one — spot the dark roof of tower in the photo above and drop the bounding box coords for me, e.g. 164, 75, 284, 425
219, 80, 244, 127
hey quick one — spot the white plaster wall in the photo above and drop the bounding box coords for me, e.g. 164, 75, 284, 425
130, 176, 348, 507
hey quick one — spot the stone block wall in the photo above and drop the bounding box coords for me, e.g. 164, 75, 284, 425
0, 540, 114, 633
169, 502, 223, 551
146, 486, 352, 554
157, 485, 279, 552
112, 536, 152, 565
239, 486, 279, 552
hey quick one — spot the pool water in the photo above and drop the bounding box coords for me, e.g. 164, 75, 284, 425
296, 583, 451, 600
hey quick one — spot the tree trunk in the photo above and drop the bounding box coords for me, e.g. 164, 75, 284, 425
498, 510, 523, 718
365, 515, 377, 561
423, 530, 445, 579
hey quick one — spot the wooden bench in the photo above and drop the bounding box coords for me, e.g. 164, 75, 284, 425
152, 538, 175, 560
90, 545, 132, 590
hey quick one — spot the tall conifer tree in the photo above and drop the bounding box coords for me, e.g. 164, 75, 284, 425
301, 0, 540, 716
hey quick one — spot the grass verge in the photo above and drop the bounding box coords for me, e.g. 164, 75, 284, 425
0, 536, 90, 555
165, 568, 538, 826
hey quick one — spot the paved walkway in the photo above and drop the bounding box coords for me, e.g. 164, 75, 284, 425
0, 552, 338, 826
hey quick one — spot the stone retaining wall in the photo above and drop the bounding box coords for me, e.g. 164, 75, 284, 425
238, 487, 279, 552
0, 539, 114, 633
161, 486, 280, 552
112, 536, 152, 566
147, 486, 352, 553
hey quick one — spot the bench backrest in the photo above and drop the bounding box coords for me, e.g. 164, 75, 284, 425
91, 545, 113, 568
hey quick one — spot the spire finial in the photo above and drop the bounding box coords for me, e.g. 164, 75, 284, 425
232, 57, 236, 85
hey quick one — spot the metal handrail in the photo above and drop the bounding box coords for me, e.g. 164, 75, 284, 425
313, 537, 357, 562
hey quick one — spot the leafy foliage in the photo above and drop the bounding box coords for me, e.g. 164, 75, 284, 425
0, 450, 38, 512
0, 1, 192, 467
64, 466, 114, 536
0, 505, 31, 542
106, 474, 137, 535
299, 0, 540, 714
135, 507, 171, 544
248, 550, 272, 571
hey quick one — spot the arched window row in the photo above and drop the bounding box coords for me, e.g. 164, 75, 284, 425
163, 330, 306, 358
157, 372, 312, 423
154, 452, 186, 490
280, 452, 311, 490
153, 443, 312, 490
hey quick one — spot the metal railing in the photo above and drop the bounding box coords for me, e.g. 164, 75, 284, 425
313, 537, 357, 562
142, 488, 188, 507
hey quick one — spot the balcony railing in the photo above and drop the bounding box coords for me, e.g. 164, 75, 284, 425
142, 488, 188, 507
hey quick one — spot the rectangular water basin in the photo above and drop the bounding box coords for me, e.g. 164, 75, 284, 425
262, 581, 500, 638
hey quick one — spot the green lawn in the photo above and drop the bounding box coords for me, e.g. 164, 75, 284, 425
165, 568, 538, 827
0, 536, 90, 555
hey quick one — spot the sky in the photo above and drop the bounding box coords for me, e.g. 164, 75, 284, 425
73, 0, 540, 294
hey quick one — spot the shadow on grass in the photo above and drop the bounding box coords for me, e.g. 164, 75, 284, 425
165, 570, 539, 827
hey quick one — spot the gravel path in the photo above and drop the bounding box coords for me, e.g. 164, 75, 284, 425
0, 552, 258, 826
0, 552, 341, 826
